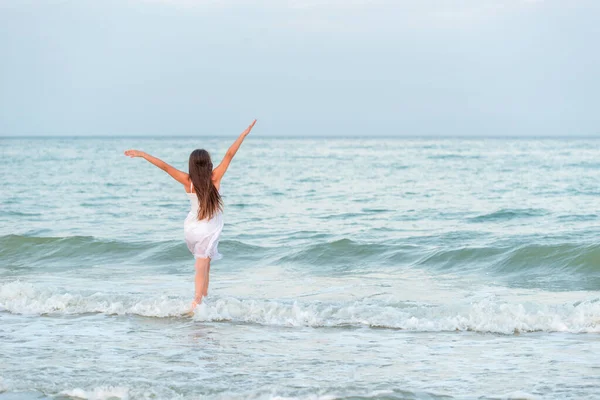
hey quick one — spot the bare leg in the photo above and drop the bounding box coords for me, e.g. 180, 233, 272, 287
202, 261, 211, 297
188, 257, 210, 313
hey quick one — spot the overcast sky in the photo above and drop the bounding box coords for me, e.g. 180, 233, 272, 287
0, 0, 598, 136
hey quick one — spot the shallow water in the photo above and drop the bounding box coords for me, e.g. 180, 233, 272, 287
1, 137, 600, 399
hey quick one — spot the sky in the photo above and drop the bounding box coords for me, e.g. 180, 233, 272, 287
0, 0, 598, 137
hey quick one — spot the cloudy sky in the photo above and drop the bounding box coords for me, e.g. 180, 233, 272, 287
0, 0, 598, 136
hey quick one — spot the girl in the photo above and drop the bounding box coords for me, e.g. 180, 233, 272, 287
125, 119, 257, 314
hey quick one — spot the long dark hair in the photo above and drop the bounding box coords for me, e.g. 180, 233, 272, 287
188, 149, 223, 220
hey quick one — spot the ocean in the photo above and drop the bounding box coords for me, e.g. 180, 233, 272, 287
1, 137, 599, 400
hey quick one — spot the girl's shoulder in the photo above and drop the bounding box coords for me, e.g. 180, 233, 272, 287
185, 178, 193, 194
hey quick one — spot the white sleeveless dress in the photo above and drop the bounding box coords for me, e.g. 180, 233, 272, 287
184, 182, 224, 260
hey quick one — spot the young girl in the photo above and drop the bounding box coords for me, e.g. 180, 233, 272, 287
125, 119, 257, 314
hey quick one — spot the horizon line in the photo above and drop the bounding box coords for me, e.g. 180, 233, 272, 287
1, 135, 600, 140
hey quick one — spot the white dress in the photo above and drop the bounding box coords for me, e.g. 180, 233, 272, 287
184, 182, 224, 260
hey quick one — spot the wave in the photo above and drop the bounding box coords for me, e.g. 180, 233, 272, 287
3, 234, 600, 284
0, 235, 259, 267
556, 213, 599, 222
468, 208, 548, 223
1, 282, 599, 334
418, 242, 600, 276
55, 385, 454, 400
427, 154, 481, 160
273, 236, 600, 283
0, 234, 152, 258
9, 386, 456, 400
495, 243, 600, 274
0, 210, 42, 217
276, 239, 395, 269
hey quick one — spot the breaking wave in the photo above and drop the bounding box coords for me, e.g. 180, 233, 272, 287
1, 282, 598, 334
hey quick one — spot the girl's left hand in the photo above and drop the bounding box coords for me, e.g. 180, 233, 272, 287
242, 119, 257, 136
125, 149, 145, 158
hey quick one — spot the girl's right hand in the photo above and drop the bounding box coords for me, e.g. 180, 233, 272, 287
124, 149, 145, 158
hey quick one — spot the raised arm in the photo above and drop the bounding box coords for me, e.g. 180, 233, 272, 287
124, 150, 189, 186
212, 119, 257, 184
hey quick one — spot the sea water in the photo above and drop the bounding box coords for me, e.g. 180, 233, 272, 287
1, 137, 599, 399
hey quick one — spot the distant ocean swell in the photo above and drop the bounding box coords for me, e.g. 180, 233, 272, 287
3, 234, 600, 277
1, 282, 598, 334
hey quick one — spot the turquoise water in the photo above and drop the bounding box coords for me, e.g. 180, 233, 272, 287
1, 137, 600, 399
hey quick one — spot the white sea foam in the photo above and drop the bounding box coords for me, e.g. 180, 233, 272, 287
479, 392, 541, 400
1, 281, 599, 334
495, 392, 540, 400
0, 281, 187, 317
60, 386, 130, 400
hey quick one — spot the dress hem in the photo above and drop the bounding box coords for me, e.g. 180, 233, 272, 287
193, 253, 223, 261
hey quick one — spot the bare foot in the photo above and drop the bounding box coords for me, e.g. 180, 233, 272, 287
182, 299, 200, 317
